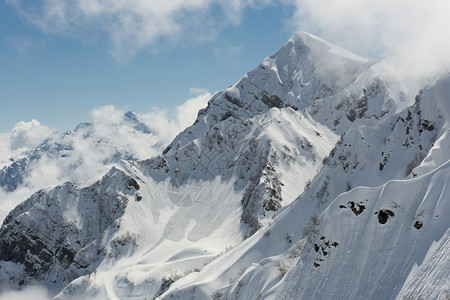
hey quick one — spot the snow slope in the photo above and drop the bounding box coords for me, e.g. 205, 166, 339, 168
0, 32, 448, 300
156, 72, 450, 300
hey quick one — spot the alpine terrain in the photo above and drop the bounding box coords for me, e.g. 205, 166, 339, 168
0, 32, 449, 299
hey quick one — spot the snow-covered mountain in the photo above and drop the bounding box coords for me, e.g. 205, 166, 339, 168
0, 32, 448, 300
0, 111, 160, 193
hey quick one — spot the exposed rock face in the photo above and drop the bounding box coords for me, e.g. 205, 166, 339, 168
0, 157, 28, 192
0, 168, 135, 290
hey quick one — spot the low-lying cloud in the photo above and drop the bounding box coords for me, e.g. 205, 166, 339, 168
140, 88, 212, 142
0, 90, 210, 222
0, 120, 54, 168
10, 120, 54, 151
0, 285, 52, 300
0, 120, 53, 162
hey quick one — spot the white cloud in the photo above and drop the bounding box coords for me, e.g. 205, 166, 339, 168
189, 87, 210, 97
0, 285, 51, 300
0, 90, 210, 222
218, 0, 273, 25
141, 89, 211, 142
6, 0, 272, 61
8, 0, 449, 89
0, 133, 12, 167
0, 121, 56, 221
289, 0, 450, 90
90, 105, 125, 125
0, 120, 54, 168
175, 89, 211, 127
9, 120, 54, 151
89, 104, 162, 160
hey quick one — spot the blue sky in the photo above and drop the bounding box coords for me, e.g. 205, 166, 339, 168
1, 0, 449, 133
0, 1, 295, 132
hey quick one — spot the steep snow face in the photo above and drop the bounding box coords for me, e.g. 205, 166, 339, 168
397, 229, 450, 299
300, 86, 447, 210
242, 32, 373, 110
143, 106, 338, 232
307, 69, 400, 135
271, 161, 449, 300
174, 162, 449, 300
407, 74, 450, 178
161, 75, 450, 300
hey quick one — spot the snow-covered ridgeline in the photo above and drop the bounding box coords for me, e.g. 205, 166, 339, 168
0, 32, 448, 300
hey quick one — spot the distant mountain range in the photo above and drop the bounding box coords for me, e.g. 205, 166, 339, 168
0, 110, 162, 193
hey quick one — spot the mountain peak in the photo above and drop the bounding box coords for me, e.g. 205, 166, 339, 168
239, 31, 375, 111
124, 110, 152, 134
288, 31, 369, 63
124, 110, 139, 120
73, 122, 93, 132
163, 32, 377, 156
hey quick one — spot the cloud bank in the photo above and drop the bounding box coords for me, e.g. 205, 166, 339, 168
9, 120, 54, 151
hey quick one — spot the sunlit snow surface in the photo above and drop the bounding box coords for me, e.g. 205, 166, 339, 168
0, 33, 449, 300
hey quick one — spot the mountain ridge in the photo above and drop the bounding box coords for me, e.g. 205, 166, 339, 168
0, 32, 448, 299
